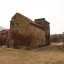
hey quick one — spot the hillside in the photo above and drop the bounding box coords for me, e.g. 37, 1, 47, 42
0, 26, 4, 31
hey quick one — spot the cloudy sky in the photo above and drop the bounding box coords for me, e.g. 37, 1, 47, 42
0, 0, 64, 34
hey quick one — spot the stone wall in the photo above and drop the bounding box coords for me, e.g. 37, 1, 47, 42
7, 13, 50, 49
34, 18, 50, 45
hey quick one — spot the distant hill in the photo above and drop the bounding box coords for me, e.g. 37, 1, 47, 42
0, 26, 4, 31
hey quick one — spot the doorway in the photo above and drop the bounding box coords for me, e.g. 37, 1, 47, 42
45, 34, 50, 45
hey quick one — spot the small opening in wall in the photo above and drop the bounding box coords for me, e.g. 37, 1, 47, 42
16, 27, 19, 33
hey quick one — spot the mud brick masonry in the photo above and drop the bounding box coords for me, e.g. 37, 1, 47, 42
7, 13, 50, 49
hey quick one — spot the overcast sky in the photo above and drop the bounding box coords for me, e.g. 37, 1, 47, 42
0, 0, 64, 34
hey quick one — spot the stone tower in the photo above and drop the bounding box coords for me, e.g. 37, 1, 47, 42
34, 18, 50, 45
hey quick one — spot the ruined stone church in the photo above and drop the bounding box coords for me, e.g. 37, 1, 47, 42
7, 13, 50, 49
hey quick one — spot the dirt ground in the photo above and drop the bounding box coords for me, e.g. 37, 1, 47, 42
0, 42, 64, 64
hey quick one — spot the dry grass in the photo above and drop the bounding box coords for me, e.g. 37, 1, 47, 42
0, 42, 64, 64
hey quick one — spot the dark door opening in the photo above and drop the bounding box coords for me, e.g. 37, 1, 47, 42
45, 34, 50, 45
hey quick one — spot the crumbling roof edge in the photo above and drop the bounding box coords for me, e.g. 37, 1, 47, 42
34, 18, 50, 24
11, 13, 47, 30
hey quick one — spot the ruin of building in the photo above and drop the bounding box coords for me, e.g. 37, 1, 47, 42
7, 13, 50, 49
